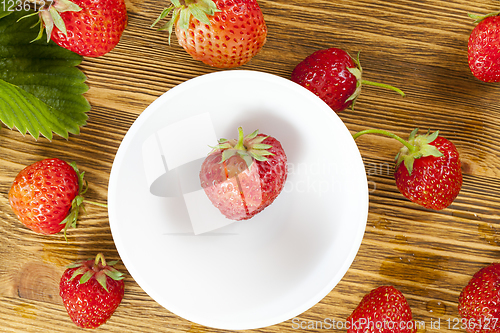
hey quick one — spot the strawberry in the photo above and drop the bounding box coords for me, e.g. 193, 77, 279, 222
60, 253, 125, 329
291, 48, 405, 112
468, 12, 500, 82
347, 286, 416, 333
353, 128, 462, 210
152, 0, 267, 68
459, 263, 500, 333
199, 127, 287, 220
8, 158, 105, 239
24, 0, 128, 57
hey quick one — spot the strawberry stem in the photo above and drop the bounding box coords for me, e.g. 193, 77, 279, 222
95, 253, 107, 267
468, 11, 500, 24
83, 200, 108, 208
233, 127, 246, 151
352, 129, 415, 152
360, 80, 405, 97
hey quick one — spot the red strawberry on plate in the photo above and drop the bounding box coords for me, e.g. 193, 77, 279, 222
8, 158, 106, 239
353, 128, 462, 210
24, 0, 128, 57
459, 263, 500, 333
199, 127, 287, 220
152, 0, 267, 68
60, 253, 125, 329
291, 48, 405, 112
347, 285, 416, 333
468, 12, 500, 82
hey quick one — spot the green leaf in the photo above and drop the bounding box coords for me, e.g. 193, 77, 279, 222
96, 273, 109, 292
221, 149, 237, 162
178, 7, 191, 31
189, 3, 211, 25
66, 260, 86, 268
151, 6, 173, 28
424, 130, 439, 144
246, 151, 261, 161
245, 130, 259, 140
79, 270, 94, 284
49, 7, 66, 35
69, 267, 88, 281
252, 143, 273, 150
0, 2, 13, 19
106, 260, 119, 266
240, 153, 254, 166
0, 9, 90, 140
104, 268, 125, 281
408, 128, 419, 141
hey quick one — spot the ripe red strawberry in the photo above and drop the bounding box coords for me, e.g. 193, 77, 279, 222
347, 286, 416, 333
60, 253, 125, 329
291, 48, 405, 112
27, 0, 128, 57
199, 127, 287, 220
152, 0, 267, 68
459, 263, 500, 333
468, 12, 500, 82
8, 158, 104, 239
353, 128, 462, 210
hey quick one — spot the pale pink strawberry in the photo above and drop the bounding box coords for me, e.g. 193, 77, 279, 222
152, 0, 267, 68
199, 127, 287, 220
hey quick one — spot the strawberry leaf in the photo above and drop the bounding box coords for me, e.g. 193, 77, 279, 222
79, 270, 94, 284
245, 130, 259, 140
0, 4, 12, 19
424, 130, 439, 144
0, 9, 90, 140
178, 7, 191, 31
96, 272, 109, 292
106, 260, 119, 266
189, 3, 211, 25
104, 268, 125, 281
252, 143, 273, 150
221, 149, 238, 162
70, 267, 88, 281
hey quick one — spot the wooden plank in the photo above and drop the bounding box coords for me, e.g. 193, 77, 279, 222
1, 0, 500, 332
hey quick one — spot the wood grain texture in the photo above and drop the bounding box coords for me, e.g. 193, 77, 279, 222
1, 0, 500, 332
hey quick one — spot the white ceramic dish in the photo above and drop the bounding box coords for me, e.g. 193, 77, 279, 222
108, 70, 368, 330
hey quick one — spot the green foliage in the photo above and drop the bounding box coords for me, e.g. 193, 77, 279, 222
0, 9, 90, 140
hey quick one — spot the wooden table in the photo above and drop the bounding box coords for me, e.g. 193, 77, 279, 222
1, 0, 499, 332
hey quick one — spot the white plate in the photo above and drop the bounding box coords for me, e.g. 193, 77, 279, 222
108, 70, 368, 330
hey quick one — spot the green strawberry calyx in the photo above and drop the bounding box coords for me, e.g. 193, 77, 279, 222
352, 128, 444, 175
345, 52, 405, 110
209, 127, 274, 168
468, 11, 500, 24
17, 0, 82, 43
151, 0, 220, 44
60, 162, 107, 242
66, 253, 124, 292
